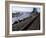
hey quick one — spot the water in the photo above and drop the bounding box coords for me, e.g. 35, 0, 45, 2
12, 12, 31, 24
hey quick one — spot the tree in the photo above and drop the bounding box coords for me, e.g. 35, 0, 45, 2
32, 8, 38, 14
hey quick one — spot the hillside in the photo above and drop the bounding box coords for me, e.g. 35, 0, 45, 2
12, 13, 40, 31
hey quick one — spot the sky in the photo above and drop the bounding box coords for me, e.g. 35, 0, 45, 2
12, 6, 40, 13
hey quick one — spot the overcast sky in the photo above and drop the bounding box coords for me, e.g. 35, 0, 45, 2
12, 6, 40, 13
